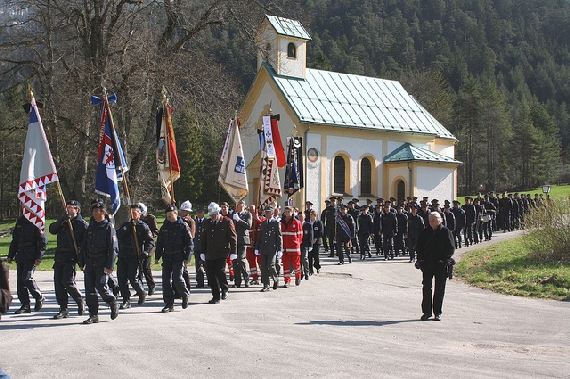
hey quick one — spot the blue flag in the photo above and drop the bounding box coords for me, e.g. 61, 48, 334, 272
92, 94, 128, 215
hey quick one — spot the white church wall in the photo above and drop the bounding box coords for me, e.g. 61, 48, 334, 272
416, 166, 455, 202
278, 37, 306, 78
326, 135, 383, 199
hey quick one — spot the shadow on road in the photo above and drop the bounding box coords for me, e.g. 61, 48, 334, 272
295, 319, 418, 326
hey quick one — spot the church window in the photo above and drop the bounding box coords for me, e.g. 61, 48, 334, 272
287, 42, 296, 58
360, 158, 372, 196
334, 156, 345, 194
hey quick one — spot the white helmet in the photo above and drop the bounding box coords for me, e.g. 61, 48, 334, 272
138, 203, 148, 215
180, 200, 192, 212
207, 202, 221, 215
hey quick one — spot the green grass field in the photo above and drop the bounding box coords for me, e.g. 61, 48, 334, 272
455, 232, 570, 300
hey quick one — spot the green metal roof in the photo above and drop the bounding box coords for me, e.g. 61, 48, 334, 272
265, 63, 456, 140
266, 15, 311, 40
383, 143, 461, 164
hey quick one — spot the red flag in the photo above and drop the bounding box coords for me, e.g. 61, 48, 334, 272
271, 116, 286, 168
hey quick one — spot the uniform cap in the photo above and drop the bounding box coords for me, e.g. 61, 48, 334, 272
165, 205, 177, 213
264, 205, 274, 212
130, 204, 142, 212
238, 199, 246, 205
305, 201, 313, 206
66, 200, 81, 208
91, 202, 106, 211
196, 205, 205, 213
180, 200, 192, 212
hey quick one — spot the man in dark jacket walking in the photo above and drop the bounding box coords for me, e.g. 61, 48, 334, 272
416, 212, 455, 321
201, 202, 237, 304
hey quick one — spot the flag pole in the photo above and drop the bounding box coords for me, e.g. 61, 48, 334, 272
102, 88, 143, 274
162, 87, 175, 206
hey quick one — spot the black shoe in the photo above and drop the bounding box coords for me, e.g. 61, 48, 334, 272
77, 298, 85, 316
420, 314, 431, 321
113, 286, 120, 298
148, 287, 156, 296
15, 305, 31, 314
34, 296, 45, 312
208, 298, 220, 304
337, 261, 344, 265
221, 292, 228, 300
83, 314, 99, 324
138, 292, 147, 305
433, 314, 441, 321
120, 301, 131, 310
53, 309, 70, 319
260, 286, 270, 292
231, 284, 236, 288
304, 274, 309, 280
244, 281, 250, 288
110, 302, 119, 320
368, 253, 372, 258
295, 278, 301, 286
283, 283, 289, 288
273, 278, 279, 290
316, 269, 320, 274
182, 296, 189, 309
161, 304, 174, 313
348, 256, 352, 263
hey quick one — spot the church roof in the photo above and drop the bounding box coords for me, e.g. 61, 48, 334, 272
264, 63, 456, 140
383, 143, 461, 164
266, 15, 311, 40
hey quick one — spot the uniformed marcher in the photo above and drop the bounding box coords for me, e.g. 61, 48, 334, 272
416, 212, 455, 321
201, 202, 237, 304
116, 204, 154, 309
178, 200, 195, 295
192, 205, 207, 288
380, 202, 398, 260
231, 200, 252, 288
357, 205, 373, 260
139, 203, 158, 295
335, 204, 355, 264
255, 205, 283, 292
7, 211, 48, 314
406, 206, 424, 263
155, 206, 193, 313
78, 201, 119, 324
49, 200, 88, 319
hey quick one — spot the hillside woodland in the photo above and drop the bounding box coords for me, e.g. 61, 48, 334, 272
0, 0, 569, 218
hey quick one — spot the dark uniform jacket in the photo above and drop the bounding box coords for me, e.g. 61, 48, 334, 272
255, 217, 282, 255
49, 214, 88, 263
8, 216, 47, 263
233, 211, 252, 246
443, 211, 456, 231
79, 218, 117, 270
193, 217, 206, 255
155, 217, 193, 262
396, 212, 408, 235
141, 214, 159, 238
450, 207, 465, 230
116, 220, 155, 259
324, 205, 337, 233
335, 213, 355, 242
357, 213, 374, 236
463, 204, 476, 224
301, 221, 314, 249
201, 216, 237, 260
311, 219, 324, 242
407, 214, 424, 238
380, 212, 398, 237
416, 224, 455, 271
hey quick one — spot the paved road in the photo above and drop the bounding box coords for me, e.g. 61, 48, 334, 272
1, 230, 569, 379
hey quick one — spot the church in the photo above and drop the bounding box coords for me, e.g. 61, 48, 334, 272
239, 15, 460, 210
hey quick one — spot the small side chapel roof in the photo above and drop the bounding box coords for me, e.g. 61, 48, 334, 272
264, 63, 456, 140
383, 143, 461, 164
265, 15, 311, 40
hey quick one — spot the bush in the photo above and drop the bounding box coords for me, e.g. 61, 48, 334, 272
523, 199, 570, 263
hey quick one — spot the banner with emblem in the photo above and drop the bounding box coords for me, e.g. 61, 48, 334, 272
218, 118, 248, 202
92, 94, 128, 215
284, 136, 303, 199
258, 129, 282, 207
156, 103, 180, 205
18, 96, 58, 232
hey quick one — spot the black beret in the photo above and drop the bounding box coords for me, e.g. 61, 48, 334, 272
91, 202, 106, 211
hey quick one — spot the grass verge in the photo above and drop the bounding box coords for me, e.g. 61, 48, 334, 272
455, 232, 570, 300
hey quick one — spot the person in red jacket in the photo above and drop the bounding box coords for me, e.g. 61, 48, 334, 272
280, 206, 303, 287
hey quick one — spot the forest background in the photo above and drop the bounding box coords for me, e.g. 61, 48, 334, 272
1, 0, 569, 219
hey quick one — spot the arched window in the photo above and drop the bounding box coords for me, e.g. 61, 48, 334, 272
360, 157, 372, 196
334, 156, 345, 194
397, 180, 406, 203
287, 42, 296, 58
